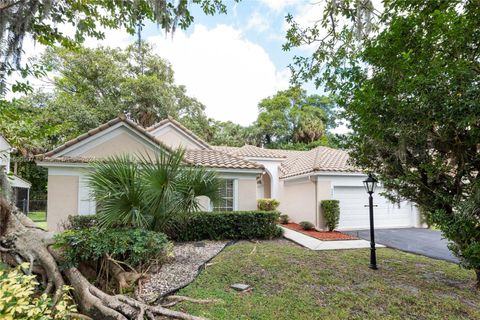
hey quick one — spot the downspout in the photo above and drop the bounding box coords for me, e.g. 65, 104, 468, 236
309, 176, 318, 228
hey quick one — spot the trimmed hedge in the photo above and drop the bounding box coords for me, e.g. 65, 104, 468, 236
168, 211, 283, 241
321, 200, 340, 231
63, 211, 283, 241
257, 198, 280, 211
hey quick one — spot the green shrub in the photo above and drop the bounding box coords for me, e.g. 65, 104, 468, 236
168, 211, 283, 241
321, 200, 340, 231
0, 263, 76, 319
54, 228, 171, 270
63, 214, 97, 230
257, 198, 280, 211
279, 214, 289, 224
299, 221, 315, 230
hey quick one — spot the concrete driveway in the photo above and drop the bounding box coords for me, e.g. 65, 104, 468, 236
345, 228, 458, 263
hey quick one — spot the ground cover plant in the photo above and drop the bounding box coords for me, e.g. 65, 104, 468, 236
175, 240, 480, 320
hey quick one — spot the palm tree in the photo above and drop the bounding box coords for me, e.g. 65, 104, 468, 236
88, 149, 221, 232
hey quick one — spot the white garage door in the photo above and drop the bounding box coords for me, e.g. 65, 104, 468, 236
333, 186, 414, 230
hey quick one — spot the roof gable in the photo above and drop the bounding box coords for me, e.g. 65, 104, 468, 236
147, 117, 211, 150
39, 115, 171, 160
0, 135, 11, 151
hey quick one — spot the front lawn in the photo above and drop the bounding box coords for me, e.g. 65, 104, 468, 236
175, 240, 479, 319
28, 211, 47, 230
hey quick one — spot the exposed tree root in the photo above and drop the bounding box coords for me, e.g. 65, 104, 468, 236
0, 200, 214, 319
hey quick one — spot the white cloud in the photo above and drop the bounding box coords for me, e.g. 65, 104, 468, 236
83, 28, 132, 49
148, 24, 289, 125
259, 0, 305, 11
246, 11, 270, 32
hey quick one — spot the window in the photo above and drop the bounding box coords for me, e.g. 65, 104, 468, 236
213, 179, 235, 211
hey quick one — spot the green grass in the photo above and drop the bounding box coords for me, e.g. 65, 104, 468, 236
28, 211, 47, 230
175, 240, 479, 320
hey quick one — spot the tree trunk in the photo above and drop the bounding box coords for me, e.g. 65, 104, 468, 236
0, 199, 209, 320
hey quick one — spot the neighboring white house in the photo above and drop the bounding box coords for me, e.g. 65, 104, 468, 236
36, 115, 422, 231
1, 135, 32, 211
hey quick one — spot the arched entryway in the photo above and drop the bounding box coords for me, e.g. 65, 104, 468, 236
257, 171, 272, 199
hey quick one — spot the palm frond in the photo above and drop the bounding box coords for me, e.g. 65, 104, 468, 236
87, 149, 221, 232
88, 154, 149, 229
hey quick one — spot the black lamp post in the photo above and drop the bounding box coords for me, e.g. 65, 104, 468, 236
363, 173, 378, 270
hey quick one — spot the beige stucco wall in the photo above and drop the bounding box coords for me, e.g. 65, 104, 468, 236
196, 196, 210, 211
278, 178, 316, 224
81, 132, 157, 159
262, 174, 272, 199
237, 179, 258, 211
47, 175, 78, 231
155, 129, 202, 150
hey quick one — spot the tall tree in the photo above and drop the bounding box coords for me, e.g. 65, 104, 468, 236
256, 87, 335, 148
0, 0, 231, 95
285, 0, 480, 285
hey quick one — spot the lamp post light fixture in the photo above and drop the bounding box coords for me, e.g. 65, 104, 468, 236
363, 173, 378, 270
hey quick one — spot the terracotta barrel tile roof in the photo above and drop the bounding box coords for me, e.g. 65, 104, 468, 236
184, 150, 263, 169
212, 145, 289, 159
279, 146, 358, 178
212, 144, 358, 176
38, 151, 263, 170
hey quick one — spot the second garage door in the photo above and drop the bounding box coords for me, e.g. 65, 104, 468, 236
333, 186, 415, 230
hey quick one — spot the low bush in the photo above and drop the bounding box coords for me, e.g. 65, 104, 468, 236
257, 198, 280, 211
279, 214, 289, 224
299, 221, 315, 230
0, 263, 76, 319
62, 214, 97, 230
321, 200, 340, 231
168, 211, 283, 241
54, 228, 171, 270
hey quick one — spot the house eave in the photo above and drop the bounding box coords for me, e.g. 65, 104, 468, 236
280, 170, 364, 181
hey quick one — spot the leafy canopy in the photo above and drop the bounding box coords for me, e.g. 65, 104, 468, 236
285, 0, 480, 278
255, 87, 337, 148
0, 0, 234, 94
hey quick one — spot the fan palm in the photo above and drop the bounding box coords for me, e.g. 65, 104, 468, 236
88, 149, 221, 232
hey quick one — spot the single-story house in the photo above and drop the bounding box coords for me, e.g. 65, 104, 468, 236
1, 135, 32, 212
36, 115, 422, 231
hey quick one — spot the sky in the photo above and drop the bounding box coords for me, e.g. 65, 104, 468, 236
17, 0, 325, 126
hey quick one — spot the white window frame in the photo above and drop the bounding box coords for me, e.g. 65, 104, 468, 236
211, 178, 238, 211
78, 176, 96, 215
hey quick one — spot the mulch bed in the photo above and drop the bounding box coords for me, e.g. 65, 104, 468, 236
282, 223, 358, 241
